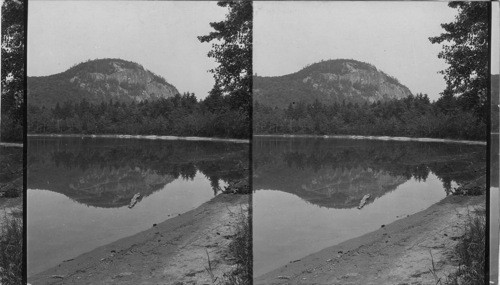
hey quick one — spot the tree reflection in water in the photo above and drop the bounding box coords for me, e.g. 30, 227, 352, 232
28, 137, 249, 208
253, 137, 485, 209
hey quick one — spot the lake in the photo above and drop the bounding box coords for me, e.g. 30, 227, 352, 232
253, 137, 486, 277
27, 136, 248, 276
491, 133, 499, 285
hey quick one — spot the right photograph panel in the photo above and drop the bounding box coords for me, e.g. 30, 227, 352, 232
253, 2, 489, 284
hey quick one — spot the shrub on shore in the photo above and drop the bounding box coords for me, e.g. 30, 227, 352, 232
451, 186, 484, 196
450, 179, 485, 196
223, 178, 250, 195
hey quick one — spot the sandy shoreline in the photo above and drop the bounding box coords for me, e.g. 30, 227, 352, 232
28, 133, 249, 144
255, 194, 485, 285
29, 193, 249, 285
254, 134, 486, 145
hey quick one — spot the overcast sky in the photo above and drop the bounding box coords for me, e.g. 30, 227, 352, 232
28, 1, 226, 100
255, 1, 499, 102
27, 1, 499, 102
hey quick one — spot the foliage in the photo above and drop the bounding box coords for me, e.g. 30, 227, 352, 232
0, 215, 23, 285
1, 0, 25, 142
0, 114, 23, 142
254, 93, 486, 140
198, 0, 252, 118
28, 92, 250, 139
223, 178, 249, 194
429, 2, 489, 123
451, 185, 484, 196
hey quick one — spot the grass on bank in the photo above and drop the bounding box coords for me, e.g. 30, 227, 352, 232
218, 205, 251, 285
443, 182, 486, 285
0, 214, 23, 285
444, 207, 486, 285
211, 178, 251, 285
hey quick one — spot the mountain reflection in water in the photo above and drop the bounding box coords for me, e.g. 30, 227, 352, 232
28, 137, 248, 208
253, 137, 485, 209
27, 137, 248, 276
253, 137, 485, 277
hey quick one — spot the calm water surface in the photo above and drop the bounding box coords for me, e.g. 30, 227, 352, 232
253, 137, 485, 277
27, 137, 248, 276
491, 134, 499, 285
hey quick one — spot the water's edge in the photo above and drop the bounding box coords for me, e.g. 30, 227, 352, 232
255, 194, 485, 282
254, 134, 486, 145
28, 193, 249, 282
28, 133, 249, 144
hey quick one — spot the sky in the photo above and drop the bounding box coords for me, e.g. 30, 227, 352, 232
28, 1, 226, 100
255, 1, 499, 102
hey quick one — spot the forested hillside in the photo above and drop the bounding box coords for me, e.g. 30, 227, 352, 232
28, 58, 179, 108
254, 59, 412, 108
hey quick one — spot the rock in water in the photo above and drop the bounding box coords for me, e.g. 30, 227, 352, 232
128, 193, 142, 209
358, 194, 371, 209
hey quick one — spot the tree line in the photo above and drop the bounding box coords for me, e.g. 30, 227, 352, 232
254, 93, 486, 140
28, 92, 250, 139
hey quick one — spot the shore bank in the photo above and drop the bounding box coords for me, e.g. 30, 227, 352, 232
29, 193, 249, 285
254, 134, 486, 145
255, 194, 485, 285
0, 142, 23, 148
28, 133, 249, 144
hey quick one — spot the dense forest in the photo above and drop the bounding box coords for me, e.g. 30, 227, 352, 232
254, 93, 486, 140
28, 92, 250, 139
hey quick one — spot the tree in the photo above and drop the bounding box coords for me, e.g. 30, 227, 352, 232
1, 0, 25, 141
429, 2, 489, 122
198, 0, 252, 112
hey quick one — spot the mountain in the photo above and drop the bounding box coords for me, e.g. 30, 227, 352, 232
28, 58, 180, 108
254, 59, 412, 108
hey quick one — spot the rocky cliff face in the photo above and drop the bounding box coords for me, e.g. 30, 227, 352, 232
254, 59, 412, 108
28, 58, 180, 108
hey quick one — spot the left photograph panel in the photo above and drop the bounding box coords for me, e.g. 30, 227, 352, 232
26, 1, 251, 284
1, 0, 25, 284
